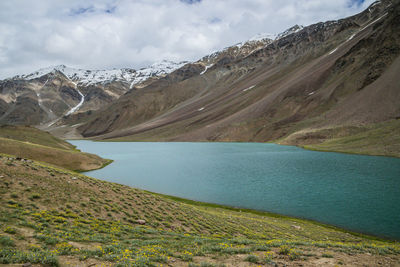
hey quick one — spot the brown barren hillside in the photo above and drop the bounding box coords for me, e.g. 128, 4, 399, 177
73, 0, 400, 157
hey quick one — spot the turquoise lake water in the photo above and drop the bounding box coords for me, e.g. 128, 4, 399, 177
70, 141, 400, 240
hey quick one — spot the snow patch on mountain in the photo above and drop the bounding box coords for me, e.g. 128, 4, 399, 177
329, 47, 338, 55
276, 25, 304, 40
327, 12, 388, 57
247, 25, 304, 44
231, 25, 305, 50
249, 33, 277, 42
198, 24, 306, 68
369, 0, 381, 10
129, 60, 188, 88
234, 33, 275, 49
243, 85, 256, 92
200, 64, 214, 75
65, 82, 84, 116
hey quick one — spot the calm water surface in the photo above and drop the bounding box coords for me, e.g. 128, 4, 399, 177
70, 141, 400, 239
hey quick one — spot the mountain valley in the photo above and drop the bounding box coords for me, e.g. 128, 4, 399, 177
1, 1, 400, 266
2, 1, 398, 157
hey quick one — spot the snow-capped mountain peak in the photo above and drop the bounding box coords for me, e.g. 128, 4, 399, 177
130, 60, 188, 87
15, 60, 188, 87
248, 33, 277, 42
199, 24, 306, 67
276, 24, 304, 40
230, 25, 305, 51
248, 24, 304, 44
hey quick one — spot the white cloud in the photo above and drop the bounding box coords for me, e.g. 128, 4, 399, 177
0, 0, 375, 78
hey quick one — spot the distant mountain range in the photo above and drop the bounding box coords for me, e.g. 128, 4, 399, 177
14, 60, 188, 87
0, 60, 187, 128
1, 0, 399, 156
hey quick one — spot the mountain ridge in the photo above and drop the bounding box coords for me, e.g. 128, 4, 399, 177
9, 60, 188, 87
1, 0, 399, 157
72, 0, 400, 157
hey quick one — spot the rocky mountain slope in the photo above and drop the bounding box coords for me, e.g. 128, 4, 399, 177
1, 0, 399, 156
198, 24, 304, 73
0, 60, 187, 128
73, 0, 400, 156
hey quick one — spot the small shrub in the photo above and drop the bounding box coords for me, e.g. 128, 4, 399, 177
27, 244, 42, 252
200, 263, 219, 267
0, 236, 15, 247
29, 193, 41, 200
231, 238, 253, 245
53, 217, 66, 223
54, 242, 74, 255
245, 254, 259, 263
0, 248, 58, 266
288, 249, 301, 260
189, 263, 223, 267
4, 227, 17, 234
264, 251, 274, 263
7, 200, 17, 205
36, 235, 59, 246
278, 245, 291, 255
180, 250, 193, 261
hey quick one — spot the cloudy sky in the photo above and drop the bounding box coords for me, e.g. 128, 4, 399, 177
0, 0, 375, 79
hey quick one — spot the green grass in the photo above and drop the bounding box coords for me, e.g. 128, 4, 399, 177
0, 138, 111, 172
146, 190, 393, 243
0, 155, 399, 266
0, 125, 111, 171
0, 125, 75, 150
303, 120, 400, 158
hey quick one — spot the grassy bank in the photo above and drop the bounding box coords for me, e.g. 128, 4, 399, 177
281, 120, 400, 158
147, 192, 395, 243
0, 156, 399, 266
0, 125, 76, 151
0, 125, 110, 172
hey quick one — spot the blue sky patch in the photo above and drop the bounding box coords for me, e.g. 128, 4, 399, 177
349, 0, 366, 7
105, 6, 116, 14
180, 0, 202, 4
210, 17, 221, 24
69, 6, 95, 16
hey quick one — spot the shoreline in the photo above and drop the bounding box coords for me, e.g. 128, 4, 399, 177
2, 155, 399, 266
69, 137, 400, 159
301, 144, 400, 159
75, 158, 114, 173
145, 190, 399, 242
78, 163, 399, 242
69, 140, 400, 241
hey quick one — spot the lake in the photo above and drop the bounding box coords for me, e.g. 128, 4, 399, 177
70, 141, 400, 240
